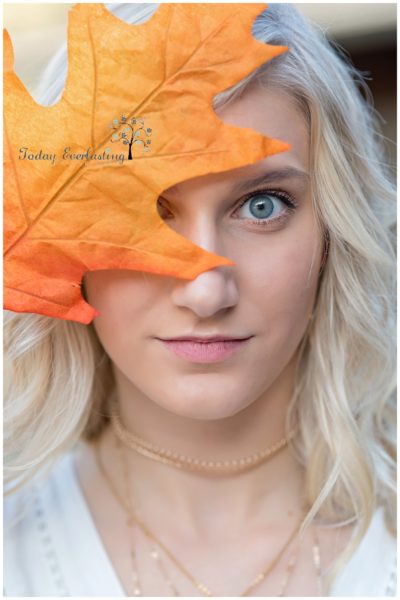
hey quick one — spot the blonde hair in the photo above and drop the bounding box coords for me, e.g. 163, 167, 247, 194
5, 3, 396, 593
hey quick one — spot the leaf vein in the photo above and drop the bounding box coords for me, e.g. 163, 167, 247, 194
87, 14, 98, 150
4, 120, 30, 229
5, 286, 72, 308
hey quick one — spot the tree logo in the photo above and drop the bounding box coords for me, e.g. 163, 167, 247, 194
109, 115, 152, 160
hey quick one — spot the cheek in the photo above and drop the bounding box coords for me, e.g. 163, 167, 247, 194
84, 271, 159, 351
236, 232, 321, 339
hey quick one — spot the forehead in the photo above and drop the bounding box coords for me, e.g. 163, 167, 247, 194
166, 85, 309, 196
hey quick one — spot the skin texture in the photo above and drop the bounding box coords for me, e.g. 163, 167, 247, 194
85, 84, 322, 424
75, 85, 351, 596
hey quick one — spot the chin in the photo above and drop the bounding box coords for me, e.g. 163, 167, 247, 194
159, 400, 249, 421
152, 379, 255, 421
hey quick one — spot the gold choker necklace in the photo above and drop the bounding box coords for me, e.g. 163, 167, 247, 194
109, 401, 297, 475
94, 434, 319, 597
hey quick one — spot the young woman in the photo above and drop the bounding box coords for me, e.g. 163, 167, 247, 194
4, 3, 396, 596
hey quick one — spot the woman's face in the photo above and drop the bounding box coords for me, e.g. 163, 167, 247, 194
85, 85, 324, 420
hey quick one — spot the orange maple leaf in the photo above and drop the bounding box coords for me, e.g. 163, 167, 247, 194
4, 3, 290, 324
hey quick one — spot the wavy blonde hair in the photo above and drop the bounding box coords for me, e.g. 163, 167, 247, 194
4, 3, 396, 593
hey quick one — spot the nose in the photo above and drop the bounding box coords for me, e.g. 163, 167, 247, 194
170, 220, 239, 319
171, 267, 239, 318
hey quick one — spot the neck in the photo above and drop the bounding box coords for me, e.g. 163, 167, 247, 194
99, 352, 307, 541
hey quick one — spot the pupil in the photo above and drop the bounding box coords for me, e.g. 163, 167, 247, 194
250, 196, 274, 218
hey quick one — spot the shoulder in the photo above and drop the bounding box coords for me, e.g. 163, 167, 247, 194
328, 506, 397, 596
3, 450, 77, 596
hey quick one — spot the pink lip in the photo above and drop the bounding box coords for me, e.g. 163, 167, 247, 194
157, 337, 253, 363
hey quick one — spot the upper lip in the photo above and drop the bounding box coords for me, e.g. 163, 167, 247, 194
156, 334, 253, 342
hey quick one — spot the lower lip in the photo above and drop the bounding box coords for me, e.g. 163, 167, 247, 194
157, 338, 252, 363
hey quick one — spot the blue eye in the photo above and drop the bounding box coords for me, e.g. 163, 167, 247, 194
235, 190, 296, 224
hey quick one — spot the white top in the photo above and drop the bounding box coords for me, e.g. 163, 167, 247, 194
4, 444, 397, 597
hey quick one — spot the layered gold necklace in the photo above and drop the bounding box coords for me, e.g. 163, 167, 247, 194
109, 399, 297, 475
92, 405, 324, 596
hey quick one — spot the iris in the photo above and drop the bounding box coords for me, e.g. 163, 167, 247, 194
248, 196, 274, 219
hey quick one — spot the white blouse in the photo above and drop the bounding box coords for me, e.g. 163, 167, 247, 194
4, 444, 397, 597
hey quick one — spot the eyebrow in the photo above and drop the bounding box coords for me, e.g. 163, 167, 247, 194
231, 167, 310, 194
166, 167, 310, 196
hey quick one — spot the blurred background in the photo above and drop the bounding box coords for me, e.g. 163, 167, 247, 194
3, 2, 396, 167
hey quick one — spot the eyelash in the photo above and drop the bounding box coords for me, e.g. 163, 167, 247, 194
158, 188, 298, 227
233, 188, 298, 227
